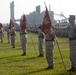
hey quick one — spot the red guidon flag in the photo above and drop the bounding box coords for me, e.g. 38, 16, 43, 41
9, 19, 15, 30
21, 14, 28, 32
0, 23, 3, 29
42, 6, 52, 34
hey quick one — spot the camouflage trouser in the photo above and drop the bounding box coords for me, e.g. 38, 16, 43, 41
7, 33, 10, 43
38, 38, 44, 55
0, 32, 3, 42
45, 41, 54, 66
69, 40, 76, 68
11, 35, 15, 48
20, 35, 27, 53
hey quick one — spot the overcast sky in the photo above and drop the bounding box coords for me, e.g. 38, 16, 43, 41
0, 0, 76, 23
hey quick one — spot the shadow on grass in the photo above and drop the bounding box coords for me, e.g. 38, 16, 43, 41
17, 69, 76, 75
55, 72, 76, 75
55, 71, 75, 75
25, 56, 43, 60
0, 55, 20, 60
18, 69, 45, 75
0, 55, 41, 65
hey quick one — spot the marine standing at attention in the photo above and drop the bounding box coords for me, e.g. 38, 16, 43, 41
52, 15, 76, 72
20, 14, 28, 56
9, 19, 16, 48
38, 25, 44, 57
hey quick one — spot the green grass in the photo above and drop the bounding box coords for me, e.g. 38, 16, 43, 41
0, 31, 76, 75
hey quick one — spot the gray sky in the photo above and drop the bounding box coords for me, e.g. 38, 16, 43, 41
0, 0, 76, 23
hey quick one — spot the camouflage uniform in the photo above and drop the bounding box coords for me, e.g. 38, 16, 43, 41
67, 15, 76, 72
45, 28, 55, 69
10, 28, 16, 48
20, 14, 27, 56
20, 28, 27, 56
0, 28, 3, 42
38, 26, 44, 57
7, 29, 11, 43
54, 15, 76, 72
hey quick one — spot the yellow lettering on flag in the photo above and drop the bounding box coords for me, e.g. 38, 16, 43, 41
22, 21, 27, 26
43, 18, 50, 25
44, 28, 49, 34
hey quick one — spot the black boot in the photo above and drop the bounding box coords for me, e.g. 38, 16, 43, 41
38, 54, 44, 57
12, 46, 15, 48
21, 52, 26, 56
45, 66, 53, 70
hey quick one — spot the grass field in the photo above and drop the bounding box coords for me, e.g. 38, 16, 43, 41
0, 31, 76, 75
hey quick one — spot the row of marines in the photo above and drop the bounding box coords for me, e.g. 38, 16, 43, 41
0, 15, 76, 72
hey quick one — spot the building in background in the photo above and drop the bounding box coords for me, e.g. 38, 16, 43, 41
3, 1, 69, 37
10, 1, 54, 26
10, 1, 15, 23
36, 5, 41, 14
26, 5, 54, 25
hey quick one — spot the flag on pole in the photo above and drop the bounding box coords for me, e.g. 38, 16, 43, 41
42, 6, 52, 34
21, 14, 28, 32
9, 19, 15, 30
0, 23, 3, 29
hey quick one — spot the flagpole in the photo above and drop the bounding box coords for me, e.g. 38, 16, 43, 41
20, 14, 38, 55
28, 25, 38, 55
44, 1, 46, 7
55, 36, 66, 72
43, 0, 66, 72
54, 12, 67, 72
